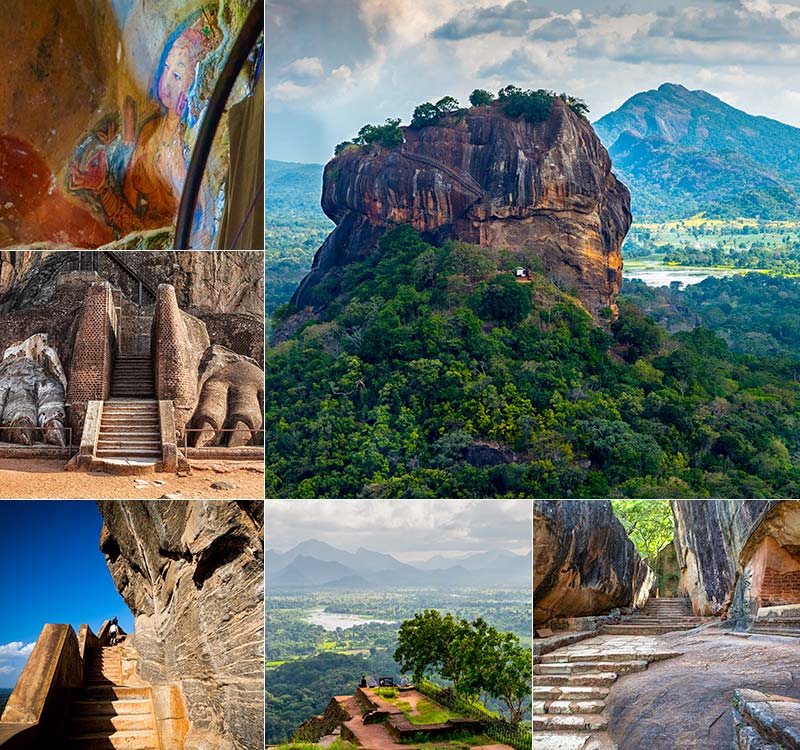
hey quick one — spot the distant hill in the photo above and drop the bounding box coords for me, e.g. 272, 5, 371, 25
268, 539, 532, 590
595, 83, 800, 220
0, 688, 11, 714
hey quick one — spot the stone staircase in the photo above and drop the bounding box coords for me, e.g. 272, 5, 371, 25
110, 355, 154, 399
532, 635, 680, 750
96, 401, 162, 464
602, 597, 704, 636
67, 644, 161, 750
750, 609, 800, 638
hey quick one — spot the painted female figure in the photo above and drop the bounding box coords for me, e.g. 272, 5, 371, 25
69, 10, 222, 244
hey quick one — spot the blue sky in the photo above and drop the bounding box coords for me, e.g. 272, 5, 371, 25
268, 0, 800, 164
0, 502, 133, 689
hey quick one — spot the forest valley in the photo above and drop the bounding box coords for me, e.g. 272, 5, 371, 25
266, 226, 800, 499
265, 587, 530, 745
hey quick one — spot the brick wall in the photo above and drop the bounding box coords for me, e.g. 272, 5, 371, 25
760, 568, 800, 606
66, 283, 117, 438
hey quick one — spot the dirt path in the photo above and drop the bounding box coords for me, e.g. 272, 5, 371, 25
0, 458, 264, 499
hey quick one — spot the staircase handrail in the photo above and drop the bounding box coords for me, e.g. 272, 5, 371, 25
102, 252, 158, 301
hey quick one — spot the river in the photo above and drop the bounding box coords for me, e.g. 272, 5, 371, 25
304, 607, 397, 631
623, 260, 746, 287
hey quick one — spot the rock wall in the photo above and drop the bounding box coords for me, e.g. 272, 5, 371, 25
294, 100, 631, 316
97, 500, 264, 750
534, 500, 653, 625
1, 0, 258, 248
671, 500, 779, 616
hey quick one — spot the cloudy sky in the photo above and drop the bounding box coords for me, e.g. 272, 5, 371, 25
266, 499, 532, 561
268, 0, 800, 163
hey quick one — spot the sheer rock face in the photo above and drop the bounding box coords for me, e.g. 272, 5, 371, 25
97, 500, 264, 750
671, 500, 779, 616
672, 500, 800, 619
534, 500, 653, 625
294, 100, 631, 316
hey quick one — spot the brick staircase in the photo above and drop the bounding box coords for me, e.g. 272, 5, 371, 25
532, 636, 680, 750
602, 597, 705, 636
67, 644, 160, 750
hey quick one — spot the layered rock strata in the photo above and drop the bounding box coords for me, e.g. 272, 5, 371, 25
294, 100, 631, 315
97, 499, 264, 750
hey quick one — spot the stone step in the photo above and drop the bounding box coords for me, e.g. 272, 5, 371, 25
97, 440, 161, 449
534, 660, 648, 676
533, 672, 618, 688
66, 729, 158, 750
540, 650, 677, 664
95, 449, 162, 459
750, 627, 800, 638
533, 686, 610, 701
603, 624, 699, 635
532, 699, 606, 715
71, 700, 152, 716
532, 714, 609, 732
69, 713, 155, 733
99, 432, 161, 440
79, 687, 150, 701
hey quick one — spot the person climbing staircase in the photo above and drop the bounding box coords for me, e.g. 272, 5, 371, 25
67, 641, 161, 749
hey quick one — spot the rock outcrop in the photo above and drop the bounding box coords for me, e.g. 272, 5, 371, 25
97, 500, 264, 750
534, 500, 653, 625
670, 500, 780, 616
294, 100, 631, 315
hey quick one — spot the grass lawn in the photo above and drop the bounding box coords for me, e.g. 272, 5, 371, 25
396, 697, 455, 725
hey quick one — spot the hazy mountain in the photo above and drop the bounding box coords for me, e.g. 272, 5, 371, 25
594, 83, 800, 220
268, 540, 531, 590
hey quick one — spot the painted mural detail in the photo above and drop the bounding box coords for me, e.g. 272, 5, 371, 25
68, 9, 224, 245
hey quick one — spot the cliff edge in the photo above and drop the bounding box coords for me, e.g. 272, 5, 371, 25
293, 99, 631, 316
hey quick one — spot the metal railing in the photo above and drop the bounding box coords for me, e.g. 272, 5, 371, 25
417, 680, 532, 750
0, 426, 74, 456
174, 1, 264, 249
182, 427, 265, 451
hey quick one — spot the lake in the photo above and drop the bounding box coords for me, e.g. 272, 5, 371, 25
304, 607, 396, 631
623, 260, 746, 287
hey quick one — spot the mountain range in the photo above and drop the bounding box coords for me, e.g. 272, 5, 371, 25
594, 82, 800, 220
266, 539, 531, 589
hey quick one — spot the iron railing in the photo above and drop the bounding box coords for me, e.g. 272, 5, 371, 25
417, 680, 532, 750
0, 426, 74, 456
182, 427, 265, 451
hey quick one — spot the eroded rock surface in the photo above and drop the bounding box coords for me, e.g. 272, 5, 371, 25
607, 631, 800, 750
295, 100, 631, 315
534, 500, 653, 625
671, 501, 779, 616
97, 500, 264, 750
0, 334, 67, 445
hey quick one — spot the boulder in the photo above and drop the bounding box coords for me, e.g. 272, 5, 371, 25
534, 500, 653, 625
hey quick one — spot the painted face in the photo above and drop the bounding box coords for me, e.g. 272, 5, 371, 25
157, 39, 197, 117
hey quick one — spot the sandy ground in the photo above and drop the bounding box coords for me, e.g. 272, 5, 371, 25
0, 458, 265, 500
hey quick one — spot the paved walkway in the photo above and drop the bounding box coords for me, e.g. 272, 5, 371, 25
533, 635, 681, 750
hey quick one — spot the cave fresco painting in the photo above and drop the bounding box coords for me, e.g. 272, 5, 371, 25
68, 8, 224, 246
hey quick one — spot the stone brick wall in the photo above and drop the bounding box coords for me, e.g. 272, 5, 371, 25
152, 284, 208, 434
760, 568, 800, 606
66, 283, 117, 438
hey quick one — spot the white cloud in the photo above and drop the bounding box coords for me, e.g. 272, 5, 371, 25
285, 57, 325, 79
0, 642, 34, 658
